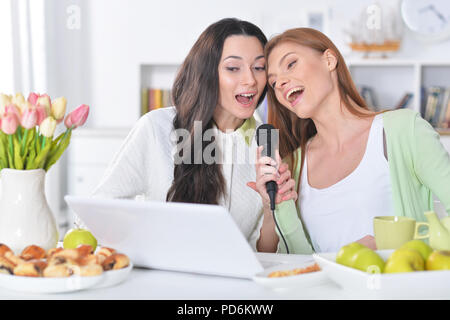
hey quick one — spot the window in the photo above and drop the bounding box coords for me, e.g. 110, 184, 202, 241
0, 0, 14, 94
0, 0, 46, 95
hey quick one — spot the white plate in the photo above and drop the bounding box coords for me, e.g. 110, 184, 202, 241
91, 262, 133, 290
0, 262, 133, 294
252, 261, 329, 290
313, 250, 450, 299
0, 272, 103, 294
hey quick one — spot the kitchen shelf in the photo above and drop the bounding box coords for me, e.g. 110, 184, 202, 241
346, 58, 450, 134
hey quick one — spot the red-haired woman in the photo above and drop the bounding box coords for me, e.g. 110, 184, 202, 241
259, 28, 450, 253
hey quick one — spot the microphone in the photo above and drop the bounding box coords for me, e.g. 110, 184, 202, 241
255, 124, 279, 211
256, 124, 289, 254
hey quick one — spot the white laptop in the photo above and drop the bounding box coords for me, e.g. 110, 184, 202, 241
64, 195, 294, 279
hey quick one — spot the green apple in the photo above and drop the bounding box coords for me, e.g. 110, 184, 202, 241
384, 248, 424, 273
63, 228, 97, 251
400, 240, 433, 261
426, 250, 450, 271
336, 242, 366, 267
336, 242, 384, 273
350, 247, 385, 273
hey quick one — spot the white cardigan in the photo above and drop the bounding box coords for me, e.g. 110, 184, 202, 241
91, 107, 264, 250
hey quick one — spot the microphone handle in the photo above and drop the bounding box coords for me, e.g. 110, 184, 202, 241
265, 180, 277, 211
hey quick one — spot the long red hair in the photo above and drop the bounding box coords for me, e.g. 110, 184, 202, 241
265, 28, 378, 192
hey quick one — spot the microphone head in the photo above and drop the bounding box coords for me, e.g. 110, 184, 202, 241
256, 124, 275, 146
256, 124, 278, 159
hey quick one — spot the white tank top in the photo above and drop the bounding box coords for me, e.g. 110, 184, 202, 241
299, 114, 394, 252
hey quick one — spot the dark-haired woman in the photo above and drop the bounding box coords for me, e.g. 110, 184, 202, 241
92, 18, 297, 252
258, 27, 450, 254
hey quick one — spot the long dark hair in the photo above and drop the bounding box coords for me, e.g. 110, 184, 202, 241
166, 18, 268, 204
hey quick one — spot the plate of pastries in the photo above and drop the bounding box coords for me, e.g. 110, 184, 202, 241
0, 243, 132, 293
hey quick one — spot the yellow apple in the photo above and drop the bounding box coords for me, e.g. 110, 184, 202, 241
384, 248, 424, 273
426, 250, 450, 271
400, 240, 433, 261
63, 228, 97, 251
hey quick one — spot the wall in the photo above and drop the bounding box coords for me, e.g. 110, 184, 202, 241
44, 0, 450, 129
44, 0, 450, 221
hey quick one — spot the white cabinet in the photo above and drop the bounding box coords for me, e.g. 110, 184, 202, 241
67, 128, 130, 197
64, 128, 130, 231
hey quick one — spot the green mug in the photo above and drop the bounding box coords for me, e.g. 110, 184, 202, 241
373, 216, 428, 250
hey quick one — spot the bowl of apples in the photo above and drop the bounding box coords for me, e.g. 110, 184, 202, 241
313, 240, 450, 299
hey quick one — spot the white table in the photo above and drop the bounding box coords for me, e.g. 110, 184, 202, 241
0, 253, 444, 300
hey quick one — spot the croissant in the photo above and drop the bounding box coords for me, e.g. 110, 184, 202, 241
76, 244, 94, 257
77, 254, 100, 266
49, 248, 80, 262
4, 251, 25, 266
13, 260, 47, 277
44, 262, 103, 278
0, 256, 15, 275
47, 247, 63, 259
73, 264, 103, 277
0, 244, 130, 278
20, 245, 46, 261
43, 264, 73, 278
102, 253, 130, 271
0, 244, 12, 257
96, 247, 116, 264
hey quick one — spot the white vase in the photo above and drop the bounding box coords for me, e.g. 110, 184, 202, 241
0, 168, 59, 254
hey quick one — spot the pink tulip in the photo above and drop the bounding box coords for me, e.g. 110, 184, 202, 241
1, 113, 19, 135
5, 104, 21, 119
36, 94, 51, 115
64, 104, 89, 129
27, 92, 39, 106
35, 105, 48, 125
20, 108, 38, 129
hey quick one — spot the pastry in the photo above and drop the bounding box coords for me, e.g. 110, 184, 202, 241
1, 243, 129, 278
4, 251, 25, 266
0, 244, 12, 257
102, 253, 130, 271
0, 256, 15, 275
47, 255, 79, 268
47, 247, 63, 259
49, 248, 80, 261
96, 247, 116, 264
43, 264, 73, 278
73, 264, 103, 277
77, 254, 99, 266
20, 245, 46, 261
13, 260, 47, 277
76, 244, 94, 257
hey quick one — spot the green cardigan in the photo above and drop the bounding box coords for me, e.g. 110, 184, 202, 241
274, 109, 450, 254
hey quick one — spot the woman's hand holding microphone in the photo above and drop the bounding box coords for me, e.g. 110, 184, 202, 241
247, 146, 298, 213
247, 146, 297, 253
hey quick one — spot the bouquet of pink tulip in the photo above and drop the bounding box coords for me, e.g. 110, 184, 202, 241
0, 92, 89, 171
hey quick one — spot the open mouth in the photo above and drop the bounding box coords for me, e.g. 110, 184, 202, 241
286, 87, 305, 104
235, 93, 256, 106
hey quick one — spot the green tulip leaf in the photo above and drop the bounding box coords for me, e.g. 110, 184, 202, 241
13, 135, 24, 170
25, 148, 36, 170
44, 130, 72, 171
